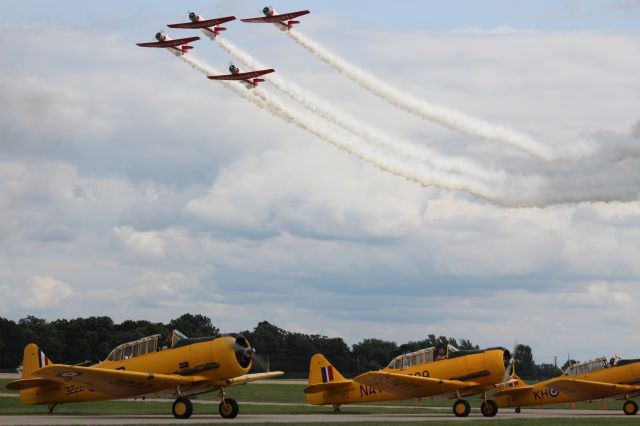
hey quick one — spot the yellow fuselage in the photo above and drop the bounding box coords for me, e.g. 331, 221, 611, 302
307, 349, 506, 405
494, 361, 640, 408
20, 336, 246, 405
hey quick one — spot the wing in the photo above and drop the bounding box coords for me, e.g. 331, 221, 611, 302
168, 16, 236, 29
207, 69, 275, 80
354, 372, 477, 399
547, 377, 640, 400
241, 11, 309, 23
137, 36, 200, 48
33, 364, 209, 397
222, 371, 284, 386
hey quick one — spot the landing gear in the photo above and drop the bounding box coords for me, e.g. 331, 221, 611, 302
623, 400, 638, 415
47, 403, 57, 413
219, 398, 239, 419
172, 397, 193, 419
332, 404, 342, 413
480, 399, 498, 417
452, 399, 471, 417
515, 407, 521, 414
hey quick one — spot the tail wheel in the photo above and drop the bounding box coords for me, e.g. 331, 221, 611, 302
452, 399, 471, 417
172, 397, 193, 419
481, 399, 498, 417
219, 397, 239, 419
623, 400, 638, 415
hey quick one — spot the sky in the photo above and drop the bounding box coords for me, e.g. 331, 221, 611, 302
1, 1, 640, 364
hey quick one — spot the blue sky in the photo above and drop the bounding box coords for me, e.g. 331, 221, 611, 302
3, 0, 640, 30
1, 1, 639, 363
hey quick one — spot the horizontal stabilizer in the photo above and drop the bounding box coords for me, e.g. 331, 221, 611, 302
6, 377, 58, 390
304, 380, 353, 394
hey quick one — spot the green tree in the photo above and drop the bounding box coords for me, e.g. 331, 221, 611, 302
169, 314, 218, 337
514, 344, 536, 378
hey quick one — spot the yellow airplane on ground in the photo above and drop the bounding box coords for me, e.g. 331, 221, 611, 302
493, 355, 640, 415
6, 330, 283, 419
306, 344, 512, 417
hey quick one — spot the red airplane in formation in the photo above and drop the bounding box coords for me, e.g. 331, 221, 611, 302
168, 12, 236, 38
136, 32, 199, 54
241, 7, 310, 30
207, 64, 275, 89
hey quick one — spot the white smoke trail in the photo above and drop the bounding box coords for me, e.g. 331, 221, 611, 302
170, 51, 640, 206
170, 50, 503, 203
213, 36, 505, 184
285, 29, 556, 161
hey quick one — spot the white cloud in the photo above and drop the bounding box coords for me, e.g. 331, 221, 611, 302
114, 226, 166, 258
1, 19, 640, 361
21, 276, 73, 310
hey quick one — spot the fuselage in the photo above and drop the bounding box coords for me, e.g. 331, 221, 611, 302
19, 335, 249, 405
307, 348, 507, 405
494, 360, 640, 408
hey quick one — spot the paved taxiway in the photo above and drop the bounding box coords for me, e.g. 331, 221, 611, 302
0, 409, 626, 424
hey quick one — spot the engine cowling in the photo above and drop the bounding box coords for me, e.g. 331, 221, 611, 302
263, 6, 275, 16
189, 11, 201, 22
229, 64, 239, 74
155, 32, 167, 42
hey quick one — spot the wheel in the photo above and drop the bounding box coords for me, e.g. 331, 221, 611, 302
452, 399, 471, 417
481, 399, 498, 417
172, 397, 193, 419
623, 400, 638, 415
515, 407, 521, 414
219, 397, 239, 419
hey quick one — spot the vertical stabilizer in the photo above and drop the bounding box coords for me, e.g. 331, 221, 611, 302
22, 343, 52, 378
307, 353, 348, 387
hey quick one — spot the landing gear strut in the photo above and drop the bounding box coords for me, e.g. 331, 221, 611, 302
218, 388, 239, 419
47, 403, 57, 413
480, 393, 498, 417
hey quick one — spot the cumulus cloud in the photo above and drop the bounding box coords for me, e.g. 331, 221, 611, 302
1, 18, 640, 360
21, 276, 73, 310
114, 226, 166, 258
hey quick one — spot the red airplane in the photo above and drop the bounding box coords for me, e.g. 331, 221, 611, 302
168, 12, 236, 38
241, 7, 309, 30
136, 32, 199, 54
207, 64, 275, 88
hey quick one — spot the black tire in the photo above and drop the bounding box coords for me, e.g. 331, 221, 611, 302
452, 399, 471, 417
623, 400, 638, 415
172, 397, 193, 419
219, 397, 239, 419
481, 399, 498, 417
515, 407, 521, 414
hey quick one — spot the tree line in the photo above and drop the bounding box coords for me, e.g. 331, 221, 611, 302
0, 314, 562, 379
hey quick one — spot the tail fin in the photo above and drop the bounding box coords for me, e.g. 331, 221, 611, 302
307, 353, 348, 387
22, 343, 52, 378
305, 353, 353, 405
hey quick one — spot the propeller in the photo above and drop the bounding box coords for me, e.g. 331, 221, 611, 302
502, 342, 518, 383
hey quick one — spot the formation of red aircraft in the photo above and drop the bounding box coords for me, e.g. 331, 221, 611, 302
136, 7, 310, 88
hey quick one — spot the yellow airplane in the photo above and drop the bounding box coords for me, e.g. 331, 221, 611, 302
6, 330, 283, 419
306, 344, 512, 417
493, 355, 640, 415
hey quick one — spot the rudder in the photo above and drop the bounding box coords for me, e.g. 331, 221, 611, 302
307, 353, 348, 387
21, 343, 52, 379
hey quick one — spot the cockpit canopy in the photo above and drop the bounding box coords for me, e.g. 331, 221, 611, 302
563, 357, 608, 376
105, 329, 187, 362
386, 344, 459, 370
